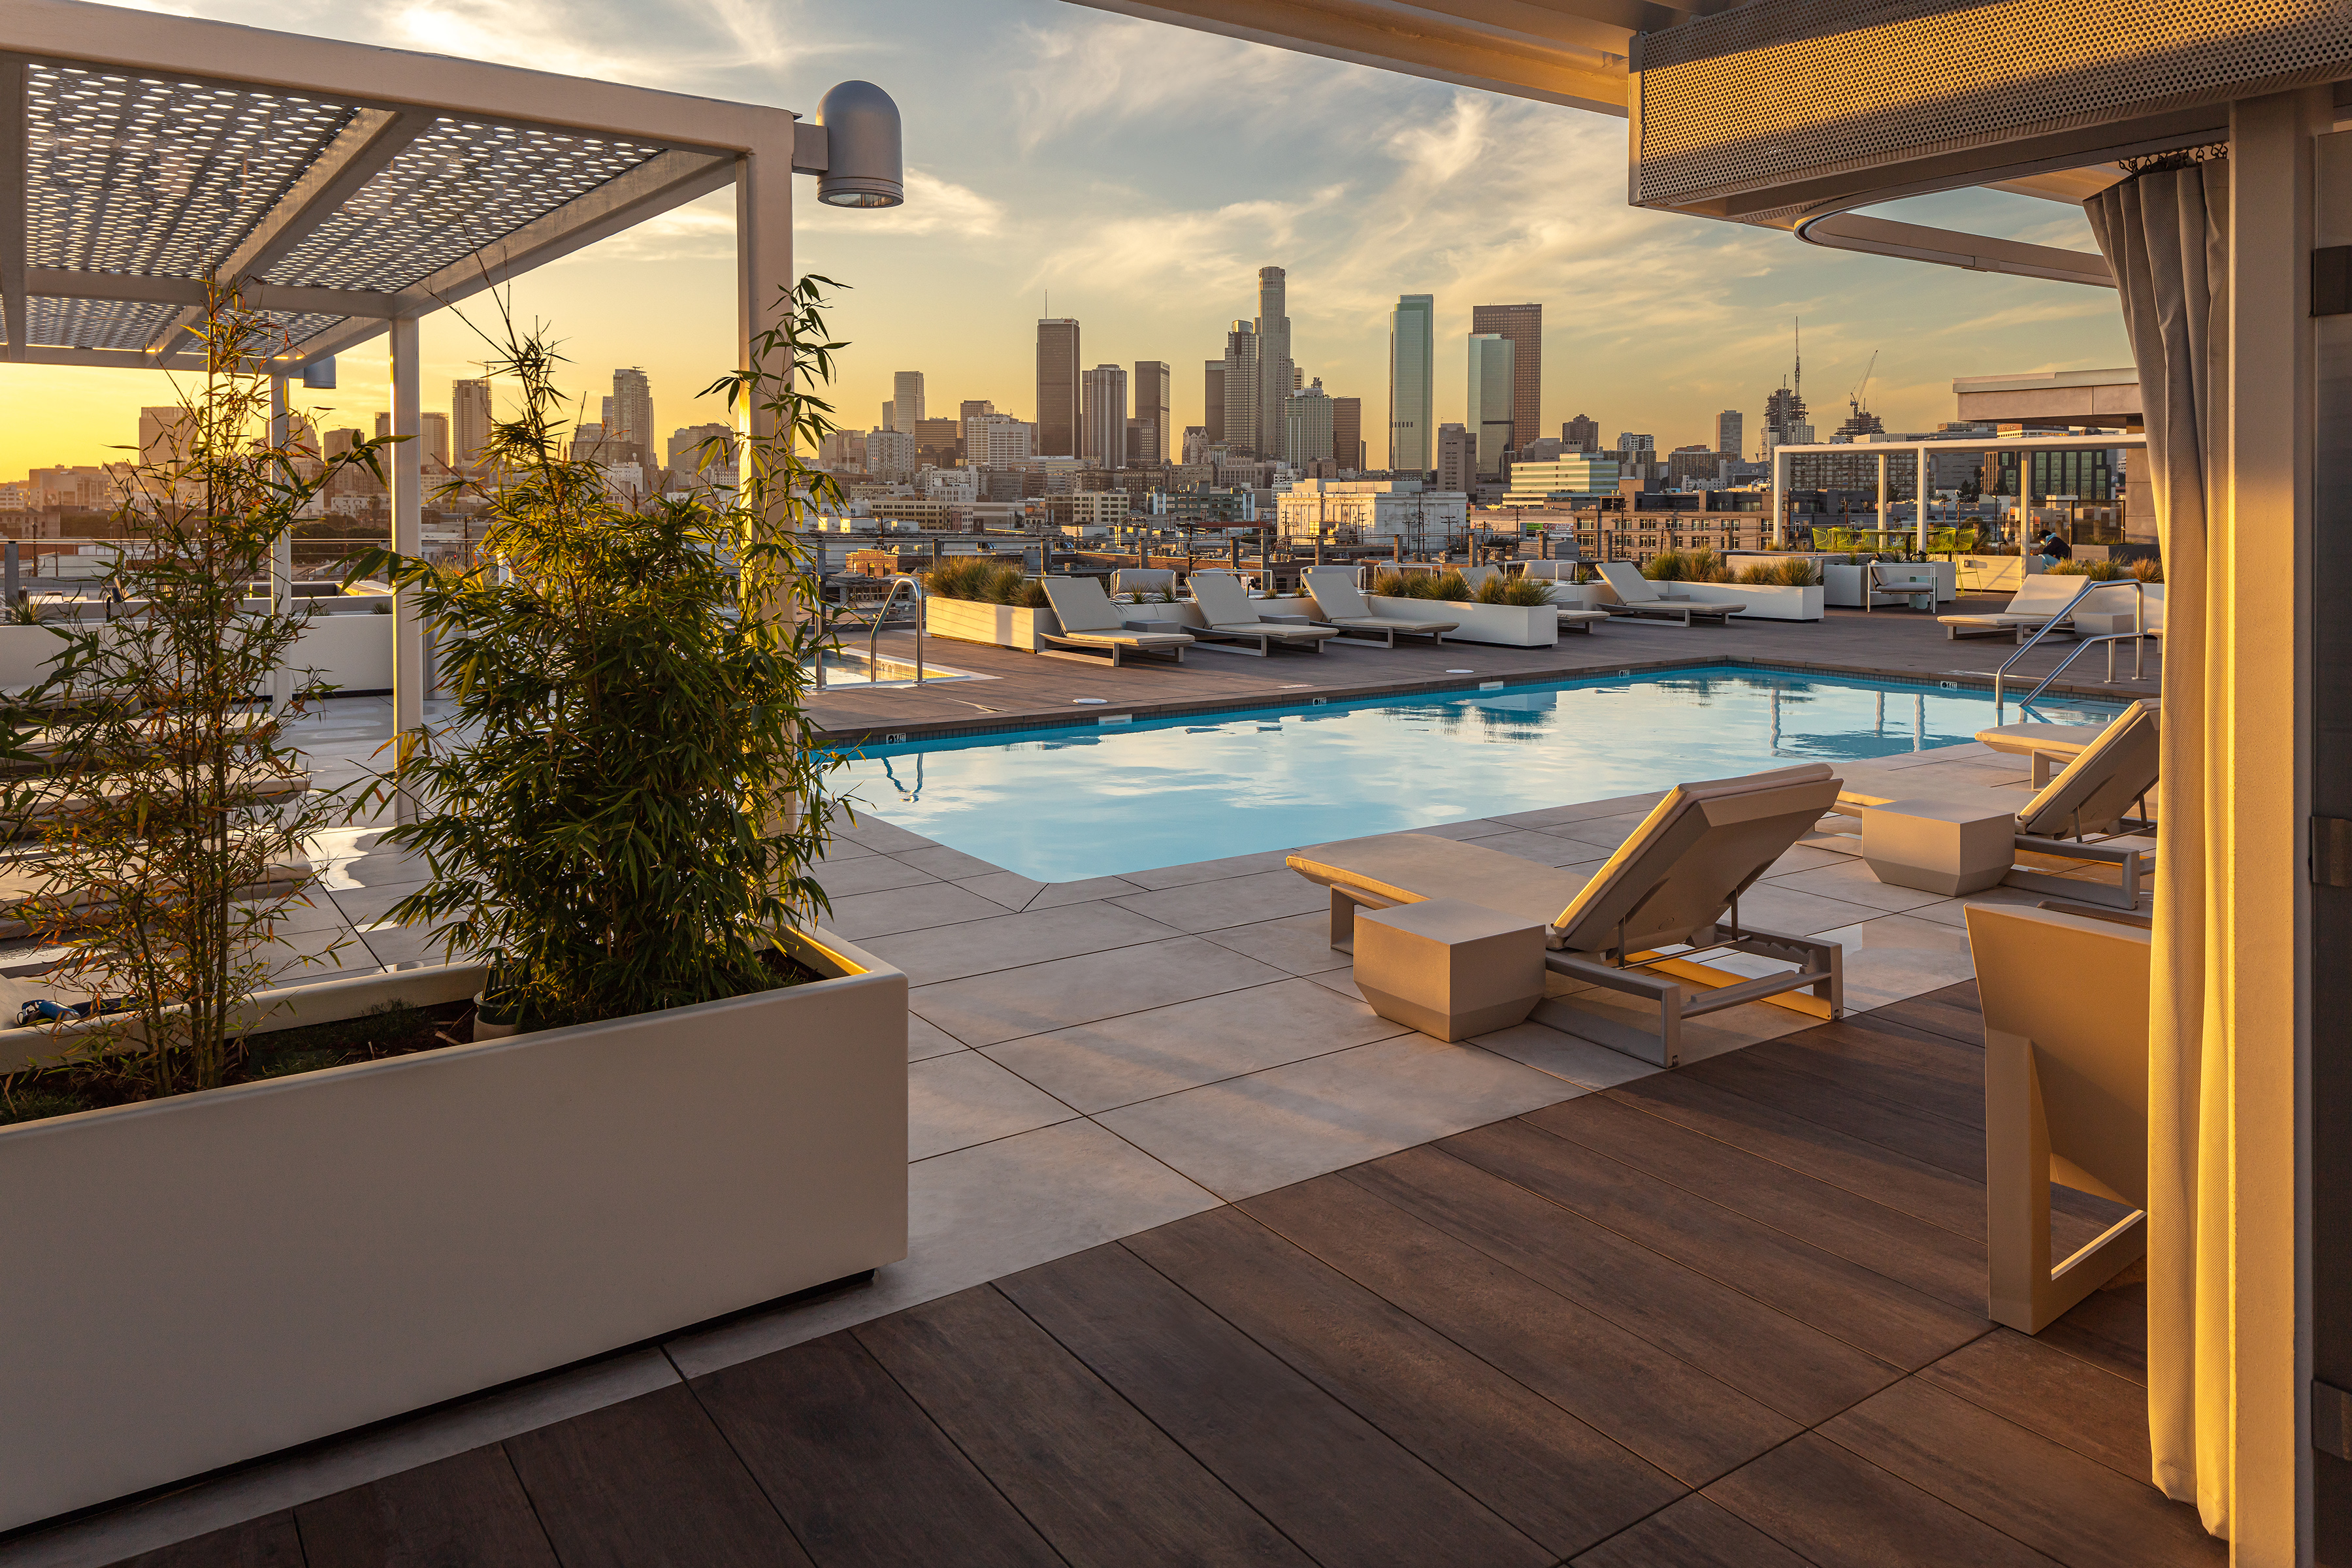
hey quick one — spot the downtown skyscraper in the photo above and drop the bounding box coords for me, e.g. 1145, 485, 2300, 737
1132, 359, 1171, 463
1252, 267, 1294, 460
1466, 333, 1514, 479
1469, 302, 1542, 455
1389, 294, 1434, 474
1036, 318, 1082, 458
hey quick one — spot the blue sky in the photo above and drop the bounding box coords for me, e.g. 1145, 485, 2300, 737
2, 0, 2134, 475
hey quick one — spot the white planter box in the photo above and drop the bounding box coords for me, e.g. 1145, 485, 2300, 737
1821, 561, 1958, 608
0, 927, 907, 1531
291, 609, 393, 693
924, 596, 1059, 651
1537, 583, 1603, 610
1368, 595, 1556, 647
0, 622, 70, 687
1680, 581, 1825, 621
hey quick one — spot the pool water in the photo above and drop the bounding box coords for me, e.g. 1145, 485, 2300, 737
829, 666, 2121, 883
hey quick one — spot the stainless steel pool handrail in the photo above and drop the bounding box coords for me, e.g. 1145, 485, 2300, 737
1992, 578, 2143, 718
2012, 630, 2148, 711
867, 574, 924, 686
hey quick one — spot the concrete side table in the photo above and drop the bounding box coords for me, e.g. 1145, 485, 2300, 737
1354, 898, 1545, 1041
1862, 798, 2017, 896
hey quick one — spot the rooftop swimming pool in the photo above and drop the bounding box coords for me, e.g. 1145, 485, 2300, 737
831, 666, 2121, 883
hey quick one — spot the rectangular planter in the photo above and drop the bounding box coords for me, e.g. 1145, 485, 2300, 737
1368, 595, 1557, 647
924, 595, 1059, 651
0, 927, 907, 1531
1679, 582, 1824, 621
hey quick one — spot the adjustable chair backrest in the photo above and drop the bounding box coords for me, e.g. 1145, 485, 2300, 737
1458, 564, 1501, 592
1547, 764, 1842, 955
1870, 563, 1936, 592
1595, 561, 1661, 604
1965, 902, 2149, 1207
2006, 574, 2095, 618
1112, 568, 1176, 599
1040, 576, 1124, 634
2015, 700, 2159, 838
2076, 580, 2164, 630
1301, 566, 1371, 620
1186, 571, 1258, 627
1523, 561, 1578, 581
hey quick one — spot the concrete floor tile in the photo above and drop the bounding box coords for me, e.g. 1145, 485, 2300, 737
907, 1013, 967, 1061
1469, 1021, 1665, 1090
1303, 968, 1367, 1004
983, 976, 1412, 1113
662, 1120, 1219, 1377
359, 923, 467, 972
821, 882, 1017, 941
891, 843, 1009, 881
1096, 1033, 1578, 1201
1454, 828, 1611, 867
910, 935, 1288, 1048
1027, 875, 1147, 909
957, 870, 1045, 911
1769, 858, 1953, 915
326, 879, 429, 929
828, 813, 940, 854
1487, 793, 1666, 830
1811, 913, 1982, 1012
1118, 847, 1299, 889
1542, 810, 1654, 849
1734, 881, 1889, 939
908, 1051, 1078, 1160
1411, 819, 1518, 841
1195, 909, 1352, 977
1902, 883, 2059, 929
857, 900, 1186, 987
1764, 843, 1850, 877
817, 855, 940, 898
1107, 867, 1330, 934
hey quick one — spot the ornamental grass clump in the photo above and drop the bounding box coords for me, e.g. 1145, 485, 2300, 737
2130, 557, 2164, 583
350, 281, 849, 1032
924, 559, 1049, 607
1474, 573, 1554, 606
1738, 557, 1820, 588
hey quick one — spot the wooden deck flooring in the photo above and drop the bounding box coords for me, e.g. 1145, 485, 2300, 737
109, 981, 2212, 1568
809, 598, 2164, 745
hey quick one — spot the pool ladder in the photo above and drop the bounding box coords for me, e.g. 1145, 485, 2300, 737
816, 574, 926, 691
1991, 578, 2148, 720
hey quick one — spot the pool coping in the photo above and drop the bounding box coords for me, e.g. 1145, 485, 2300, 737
808, 653, 2136, 751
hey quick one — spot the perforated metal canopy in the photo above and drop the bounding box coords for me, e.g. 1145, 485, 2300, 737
1, 0, 815, 371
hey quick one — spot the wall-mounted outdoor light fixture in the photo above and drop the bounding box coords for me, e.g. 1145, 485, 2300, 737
813, 80, 905, 208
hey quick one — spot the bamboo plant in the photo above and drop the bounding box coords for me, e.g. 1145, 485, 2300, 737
9, 288, 380, 1098
350, 280, 849, 1030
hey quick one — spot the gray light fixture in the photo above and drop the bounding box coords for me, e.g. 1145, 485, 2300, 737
301, 357, 336, 390
815, 81, 904, 208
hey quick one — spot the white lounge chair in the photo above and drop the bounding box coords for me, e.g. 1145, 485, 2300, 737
1863, 561, 1938, 612
1967, 902, 2148, 1333
1186, 572, 1343, 657
1976, 699, 2161, 785
1593, 561, 1744, 626
1936, 573, 2098, 641
1299, 567, 1457, 647
1037, 578, 1194, 668
1288, 764, 1846, 1066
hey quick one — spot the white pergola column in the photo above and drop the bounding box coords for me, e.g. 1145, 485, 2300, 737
269, 374, 293, 713
1770, 448, 1785, 548
1876, 451, 1889, 544
1916, 444, 1931, 552
736, 135, 794, 540
388, 315, 423, 819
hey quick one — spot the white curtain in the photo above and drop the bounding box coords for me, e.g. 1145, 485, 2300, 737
2083, 159, 2231, 1538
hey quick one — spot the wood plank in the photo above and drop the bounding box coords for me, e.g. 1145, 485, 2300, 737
2038, 1282, 2149, 1386
1126, 1205, 1686, 1558
1606, 1066, 1993, 1240
502, 1385, 811, 1568
105, 1514, 303, 1568
1919, 1330, 2155, 1482
1820, 1378, 2221, 1565
297, 1445, 557, 1567
1569, 1494, 1810, 1567
1704, 1431, 2062, 1567
997, 1240, 1550, 1568
1748, 1015, 1989, 1131
1243, 1172, 1801, 1486
1678, 1042, 1988, 1181
1342, 1145, 1901, 1425
1869, 979, 1987, 1048
1441, 1118, 1989, 1369
691, 1330, 1061, 1567
853, 1285, 1309, 1567
1523, 1093, 1990, 1311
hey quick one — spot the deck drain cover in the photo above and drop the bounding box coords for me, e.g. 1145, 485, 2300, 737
1072, 697, 1107, 704
1445, 668, 1474, 674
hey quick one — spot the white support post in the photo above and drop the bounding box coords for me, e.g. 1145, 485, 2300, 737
1771, 448, 1786, 549
736, 133, 795, 555
1876, 451, 1889, 546
269, 374, 293, 713
389, 316, 423, 821
1916, 444, 1931, 553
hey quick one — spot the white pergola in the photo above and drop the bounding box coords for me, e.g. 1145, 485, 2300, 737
1, 0, 893, 811
1767, 432, 2148, 551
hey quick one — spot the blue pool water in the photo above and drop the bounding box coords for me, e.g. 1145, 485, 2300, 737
829, 666, 2121, 883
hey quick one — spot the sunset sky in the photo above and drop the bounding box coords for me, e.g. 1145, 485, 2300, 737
0, 0, 2136, 480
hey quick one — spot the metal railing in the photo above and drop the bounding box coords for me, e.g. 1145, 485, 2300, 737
815, 573, 924, 690
1993, 578, 2146, 717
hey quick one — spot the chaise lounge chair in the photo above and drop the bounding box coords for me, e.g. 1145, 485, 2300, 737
1287, 763, 1846, 1066
1299, 567, 1458, 647
0, 849, 317, 939
1593, 561, 1744, 626
1037, 578, 1195, 668
1936, 573, 2102, 641
1186, 571, 1343, 656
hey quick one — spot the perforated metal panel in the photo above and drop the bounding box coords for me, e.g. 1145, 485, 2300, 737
27, 296, 184, 351
265, 119, 666, 293
1635, 0, 2352, 209
25, 63, 356, 276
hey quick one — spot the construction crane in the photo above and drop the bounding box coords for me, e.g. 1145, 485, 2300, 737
1850, 350, 1878, 420
1838, 350, 1886, 439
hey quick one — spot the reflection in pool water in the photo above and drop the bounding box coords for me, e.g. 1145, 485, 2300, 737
831, 666, 2121, 884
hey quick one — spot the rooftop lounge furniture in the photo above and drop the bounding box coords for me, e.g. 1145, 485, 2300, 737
1593, 561, 1744, 626
1936, 573, 2101, 641
1865, 561, 1939, 612
1299, 566, 1458, 647
1967, 901, 2149, 1333
0, 850, 316, 940
1287, 763, 1845, 1066
1185, 571, 1343, 657
1037, 578, 1195, 667
1110, 568, 1176, 600
1977, 703, 2160, 786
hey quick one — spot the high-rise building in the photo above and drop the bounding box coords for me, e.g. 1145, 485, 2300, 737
1616, 432, 1656, 453
914, 417, 962, 466
964, 412, 1033, 467
881, 401, 894, 434
1389, 294, 1435, 473
607, 368, 653, 470
138, 406, 195, 465
1181, 425, 1212, 465
1284, 378, 1334, 466
1221, 321, 1260, 455
1469, 303, 1541, 453
1466, 333, 1514, 478
1564, 414, 1599, 451
371, 410, 449, 470
1716, 410, 1745, 459
866, 427, 917, 482
1254, 267, 1294, 461
420, 412, 450, 472
1131, 360, 1171, 464
1203, 362, 1225, 450
892, 372, 924, 432
1763, 384, 1809, 453
1036, 320, 1081, 457
1331, 397, 1364, 472
959, 399, 994, 421
1082, 363, 1128, 467
1435, 423, 1475, 493
452, 379, 493, 472
668, 423, 734, 474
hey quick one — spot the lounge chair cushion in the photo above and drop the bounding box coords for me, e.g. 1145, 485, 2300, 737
1301, 568, 1458, 634
1190, 573, 1341, 642
2015, 700, 2159, 838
